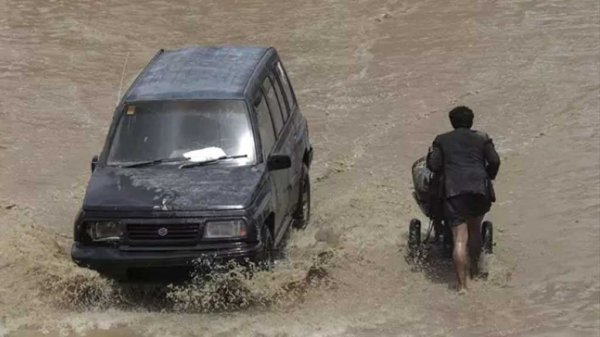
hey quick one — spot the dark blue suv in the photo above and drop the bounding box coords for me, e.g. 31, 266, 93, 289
71, 46, 313, 279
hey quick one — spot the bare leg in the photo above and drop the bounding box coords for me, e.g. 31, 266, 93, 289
466, 215, 484, 278
451, 223, 469, 292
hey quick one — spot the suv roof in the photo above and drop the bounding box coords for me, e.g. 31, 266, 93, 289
124, 46, 271, 102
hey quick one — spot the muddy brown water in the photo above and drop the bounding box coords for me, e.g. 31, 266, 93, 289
0, 0, 599, 336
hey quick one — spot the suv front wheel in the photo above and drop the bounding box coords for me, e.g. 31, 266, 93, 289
259, 225, 274, 269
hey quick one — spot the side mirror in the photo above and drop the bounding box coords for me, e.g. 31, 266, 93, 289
91, 155, 99, 172
267, 154, 291, 171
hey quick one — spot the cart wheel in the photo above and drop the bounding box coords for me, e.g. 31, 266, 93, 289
408, 219, 421, 249
482, 221, 493, 254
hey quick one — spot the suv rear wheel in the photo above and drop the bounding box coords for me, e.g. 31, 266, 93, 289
293, 164, 311, 229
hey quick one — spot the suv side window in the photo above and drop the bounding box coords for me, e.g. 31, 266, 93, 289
255, 92, 276, 160
262, 77, 284, 134
270, 75, 288, 121
275, 62, 296, 112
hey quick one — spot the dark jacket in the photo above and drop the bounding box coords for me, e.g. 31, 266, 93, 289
426, 128, 500, 199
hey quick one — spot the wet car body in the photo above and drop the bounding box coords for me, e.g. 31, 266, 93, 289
71, 46, 313, 278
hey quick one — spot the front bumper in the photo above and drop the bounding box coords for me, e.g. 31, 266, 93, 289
71, 241, 263, 276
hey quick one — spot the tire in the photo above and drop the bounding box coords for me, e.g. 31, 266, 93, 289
408, 218, 421, 249
293, 164, 311, 230
482, 221, 494, 254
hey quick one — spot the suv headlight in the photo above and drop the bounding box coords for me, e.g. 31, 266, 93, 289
86, 221, 124, 242
204, 220, 247, 239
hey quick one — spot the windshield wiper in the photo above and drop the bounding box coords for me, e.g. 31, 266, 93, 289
120, 156, 188, 168
179, 155, 248, 169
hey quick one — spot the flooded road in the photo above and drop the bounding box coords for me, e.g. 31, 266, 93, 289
0, 0, 599, 336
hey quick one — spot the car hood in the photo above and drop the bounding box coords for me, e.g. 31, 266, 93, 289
83, 165, 266, 212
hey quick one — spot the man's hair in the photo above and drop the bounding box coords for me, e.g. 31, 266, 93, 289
449, 106, 474, 129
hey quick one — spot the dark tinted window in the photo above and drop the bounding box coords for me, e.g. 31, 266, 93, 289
276, 62, 296, 111
262, 78, 283, 134
270, 75, 288, 120
255, 93, 276, 159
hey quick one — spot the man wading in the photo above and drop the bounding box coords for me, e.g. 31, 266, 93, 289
427, 106, 500, 293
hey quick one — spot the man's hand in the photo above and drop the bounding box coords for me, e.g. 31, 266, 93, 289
484, 140, 500, 179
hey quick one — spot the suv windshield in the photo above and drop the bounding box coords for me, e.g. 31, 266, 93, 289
107, 100, 256, 166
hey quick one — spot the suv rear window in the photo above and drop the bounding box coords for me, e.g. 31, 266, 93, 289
107, 100, 256, 165
276, 62, 296, 111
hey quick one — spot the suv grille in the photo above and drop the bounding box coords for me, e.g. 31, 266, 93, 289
127, 223, 201, 244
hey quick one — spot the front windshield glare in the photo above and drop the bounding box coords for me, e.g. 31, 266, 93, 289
107, 100, 256, 165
